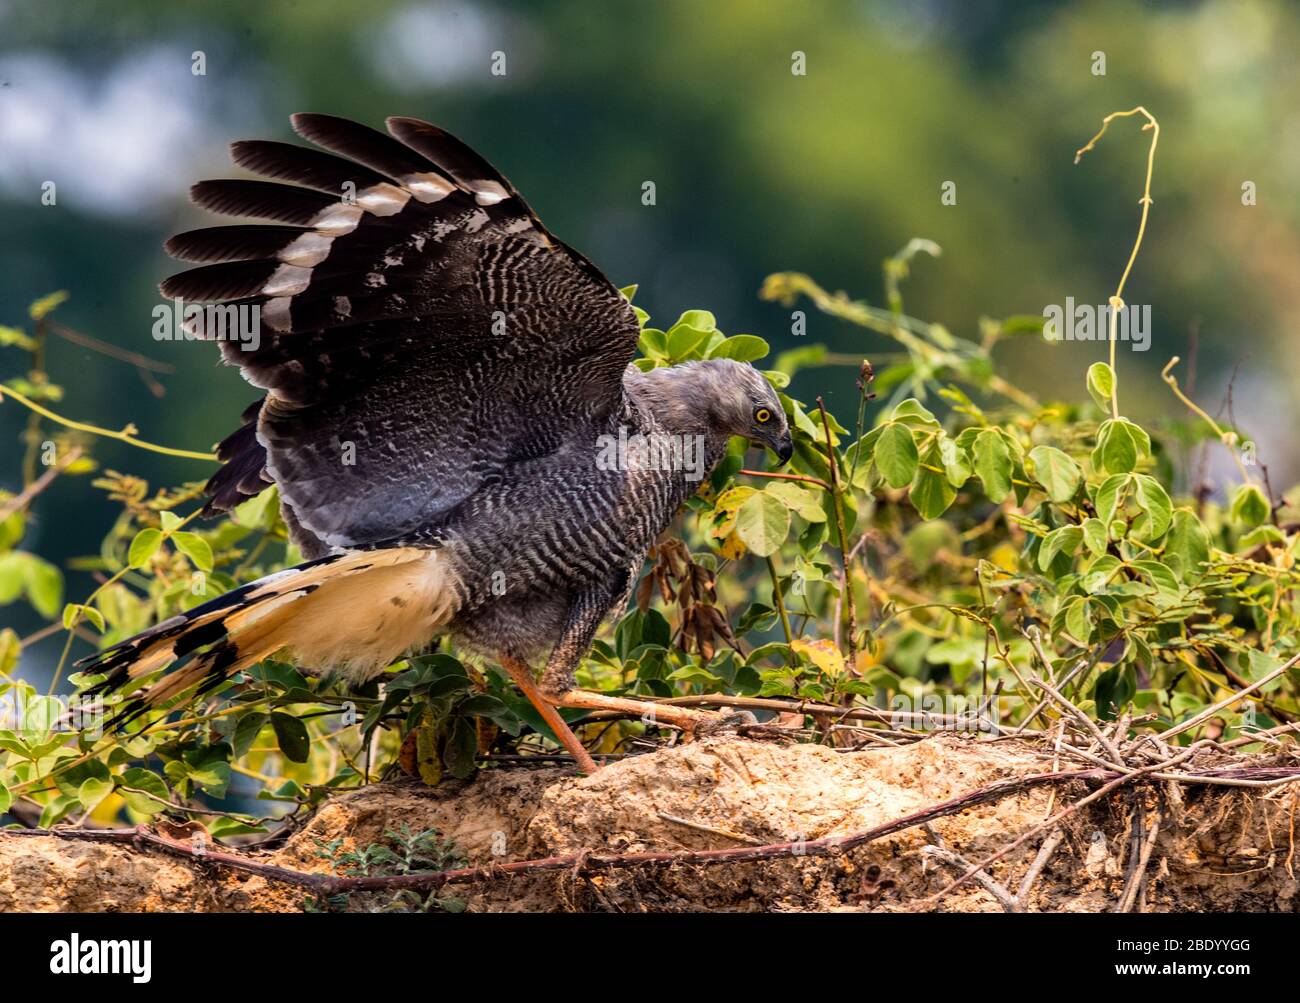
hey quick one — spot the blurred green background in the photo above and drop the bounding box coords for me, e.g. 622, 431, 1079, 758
2, 0, 1298, 655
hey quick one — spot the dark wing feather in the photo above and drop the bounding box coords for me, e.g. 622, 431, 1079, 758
203, 398, 270, 515
166, 113, 638, 551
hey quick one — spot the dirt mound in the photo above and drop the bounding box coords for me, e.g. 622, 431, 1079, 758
2, 735, 1297, 912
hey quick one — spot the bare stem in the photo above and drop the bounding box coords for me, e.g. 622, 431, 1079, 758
1161, 356, 1252, 483
816, 396, 858, 664
0, 384, 218, 462
1074, 106, 1161, 420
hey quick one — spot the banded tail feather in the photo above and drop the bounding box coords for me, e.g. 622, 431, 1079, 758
79, 546, 460, 726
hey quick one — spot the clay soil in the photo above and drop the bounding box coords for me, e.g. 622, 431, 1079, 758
2, 734, 1297, 912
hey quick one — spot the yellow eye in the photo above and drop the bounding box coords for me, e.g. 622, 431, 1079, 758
754, 408, 771, 424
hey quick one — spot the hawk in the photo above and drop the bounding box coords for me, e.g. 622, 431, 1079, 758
82, 114, 792, 773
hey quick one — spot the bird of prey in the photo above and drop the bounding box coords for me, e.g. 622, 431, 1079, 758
81, 114, 792, 773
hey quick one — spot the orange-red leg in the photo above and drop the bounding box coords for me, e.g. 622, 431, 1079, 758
500, 656, 598, 775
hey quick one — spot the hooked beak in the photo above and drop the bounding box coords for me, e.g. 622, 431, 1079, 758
774, 431, 794, 465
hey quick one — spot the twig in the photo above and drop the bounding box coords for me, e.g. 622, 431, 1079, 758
0, 384, 217, 461
832, 533, 871, 652
1161, 356, 1252, 484
1074, 105, 1160, 420
48, 321, 175, 373
651, 693, 995, 732
0, 447, 82, 523
1027, 663, 1127, 769
1015, 828, 1065, 909
738, 468, 832, 492
919, 741, 1210, 907
765, 556, 795, 651
1115, 802, 1161, 913
922, 844, 1020, 912
1224, 722, 1300, 749
1156, 650, 1300, 742
657, 812, 764, 846
816, 396, 858, 664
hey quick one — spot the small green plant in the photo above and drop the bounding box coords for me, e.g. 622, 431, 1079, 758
308, 824, 467, 912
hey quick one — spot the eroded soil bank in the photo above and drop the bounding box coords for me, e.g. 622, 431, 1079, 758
2, 735, 1297, 912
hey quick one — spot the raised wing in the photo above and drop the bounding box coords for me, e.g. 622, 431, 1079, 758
165, 114, 638, 552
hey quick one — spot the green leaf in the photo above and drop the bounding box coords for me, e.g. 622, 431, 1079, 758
1237, 525, 1284, 550
874, 423, 919, 489
971, 428, 1012, 502
159, 511, 182, 532
675, 309, 716, 331
0, 781, 10, 815
890, 398, 939, 428
77, 776, 113, 813
232, 486, 279, 530
1082, 555, 1122, 594
1038, 525, 1083, 572
1082, 518, 1107, 556
0, 627, 19, 674
665, 323, 711, 361
1092, 474, 1129, 526
938, 436, 971, 488
29, 290, 69, 320
1238, 649, 1287, 695
1229, 484, 1270, 529
62, 603, 106, 632
271, 712, 311, 763
1086, 362, 1115, 412
1164, 509, 1210, 580
0, 553, 25, 604
910, 445, 957, 519
21, 556, 62, 619
1063, 596, 1095, 642
118, 768, 170, 816
187, 759, 231, 797
1094, 665, 1135, 720
0, 325, 36, 351
735, 492, 791, 557
708, 334, 770, 363
444, 715, 479, 780
38, 796, 76, 828
773, 344, 827, 377
638, 328, 666, 358
1131, 475, 1172, 540
172, 532, 214, 572
1131, 559, 1180, 597
763, 481, 826, 522
233, 712, 269, 758
127, 528, 163, 568
208, 816, 268, 838
1094, 419, 1136, 475
1027, 445, 1081, 503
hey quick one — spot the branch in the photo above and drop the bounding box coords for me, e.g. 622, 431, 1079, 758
0, 446, 82, 523
0, 384, 217, 462
738, 468, 832, 492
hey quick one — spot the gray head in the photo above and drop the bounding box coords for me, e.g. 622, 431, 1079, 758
627, 359, 793, 464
